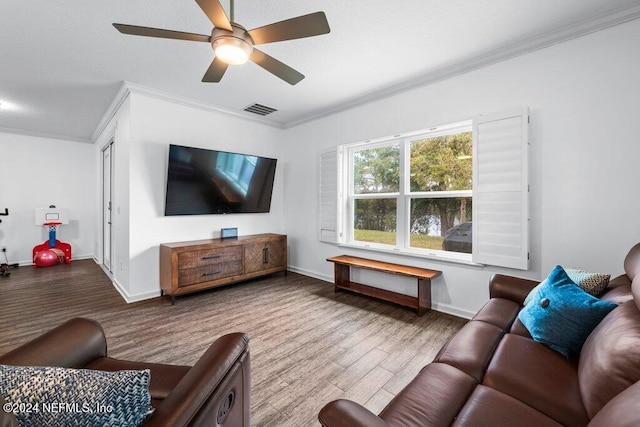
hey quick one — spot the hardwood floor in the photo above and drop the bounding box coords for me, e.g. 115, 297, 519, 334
0, 260, 467, 426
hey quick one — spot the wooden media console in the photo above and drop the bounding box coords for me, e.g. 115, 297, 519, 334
327, 255, 442, 316
160, 233, 287, 304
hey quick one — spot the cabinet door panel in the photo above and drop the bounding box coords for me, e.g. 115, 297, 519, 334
265, 241, 286, 269
244, 243, 266, 274
244, 239, 286, 274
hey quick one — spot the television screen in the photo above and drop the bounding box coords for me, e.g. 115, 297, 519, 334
165, 144, 277, 216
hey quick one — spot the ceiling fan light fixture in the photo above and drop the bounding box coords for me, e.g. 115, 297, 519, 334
114, 0, 331, 83
213, 36, 253, 65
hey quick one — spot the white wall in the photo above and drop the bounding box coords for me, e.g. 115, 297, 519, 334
5, 19, 636, 314
94, 96, 132, 298
0, 132, 95, 265
119, 94, 287, 300
282, 19, 640, 318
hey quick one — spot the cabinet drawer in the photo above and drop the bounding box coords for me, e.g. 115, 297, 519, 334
178, 246, 242, 269
178, 262, 242, 287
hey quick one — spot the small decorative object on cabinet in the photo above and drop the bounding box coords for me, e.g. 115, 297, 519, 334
160, 233, 287, 304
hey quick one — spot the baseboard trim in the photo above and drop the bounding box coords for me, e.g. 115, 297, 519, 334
96, 261, 161, 303
110, 276, 161, 303
431, 302, 475, 320
124, 288, 162, 303
287, 265, 333, 283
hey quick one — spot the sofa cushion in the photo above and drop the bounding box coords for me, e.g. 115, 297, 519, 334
518, 265, 617, 357
623, 242, 640, 280
471, 298, 521, 332
0, 365, 151, 427
379, 363, 477, 426
578, 299, 640, 418
453, 385, 562, 427
433, 321, 504, 382
587, 380, 640, 427
508, 317, 532, 339
483, 334, 589, 427
599, 282, 633, 305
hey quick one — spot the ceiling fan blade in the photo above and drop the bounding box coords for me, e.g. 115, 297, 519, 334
195, 0, 232, 31
249, 49, 304, 85
248, 12, 330, 45
202, 57, 229, 82
113, 23, 211, 42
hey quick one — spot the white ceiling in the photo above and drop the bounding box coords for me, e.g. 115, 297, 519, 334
1, 1, 639, 142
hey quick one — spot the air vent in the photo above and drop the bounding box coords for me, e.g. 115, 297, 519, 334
244, 103, 278, 116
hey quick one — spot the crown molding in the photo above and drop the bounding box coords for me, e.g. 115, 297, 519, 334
126, 81, 287, 129
284, 2, 640, 129
86, 2, 640, 138
0, 125, 91, 144
90, 81, 286, 143
90, 81, 131, 143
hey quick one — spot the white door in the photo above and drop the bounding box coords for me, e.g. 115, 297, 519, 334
102, 142, 113, 272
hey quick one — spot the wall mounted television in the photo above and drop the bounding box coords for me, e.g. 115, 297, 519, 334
165, 144, 277, 216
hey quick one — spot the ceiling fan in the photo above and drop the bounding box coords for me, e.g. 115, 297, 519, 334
113, 0, 330, 85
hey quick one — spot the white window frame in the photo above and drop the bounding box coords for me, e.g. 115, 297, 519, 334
341, 121, 474, 263
321, 108, 529, 269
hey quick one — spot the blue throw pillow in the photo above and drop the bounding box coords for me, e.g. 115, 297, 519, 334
0, 365, 152, 427
523, 268, 611, 306
518, 265, 617, 358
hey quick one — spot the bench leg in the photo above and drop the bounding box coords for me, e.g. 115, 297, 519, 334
334, 264, 350, 292
417, 278, 431, 316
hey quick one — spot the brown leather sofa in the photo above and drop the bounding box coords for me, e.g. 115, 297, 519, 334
0, 318, 250, 427
319, 242, 640, 426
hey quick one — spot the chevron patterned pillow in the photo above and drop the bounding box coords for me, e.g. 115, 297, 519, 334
0, 365, 151, 427
564, 268, 611, 296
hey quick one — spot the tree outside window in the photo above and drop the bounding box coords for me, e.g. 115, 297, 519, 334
409, 131, 472, 252
348, 124, 472, 254
352, 143, 399, 245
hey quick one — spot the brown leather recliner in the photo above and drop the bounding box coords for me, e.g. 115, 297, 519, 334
0, 318, 250, 426
319, 242, 640, 426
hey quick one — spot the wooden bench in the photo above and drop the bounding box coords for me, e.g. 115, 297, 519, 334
326, 255, 442, 316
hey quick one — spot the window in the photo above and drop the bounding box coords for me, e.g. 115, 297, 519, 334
351, 142, 400, 247
345, 121, 473, 259
407, 128, 472, 254
321, 107, 529, 269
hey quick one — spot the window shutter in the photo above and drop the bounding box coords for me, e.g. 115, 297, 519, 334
472, 107, 529, 269
319, 149, 338, 243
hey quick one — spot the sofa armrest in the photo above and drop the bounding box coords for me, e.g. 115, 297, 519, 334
0, 318, 107, 368
143, 333, 250, 427
489, 274, 539, 305
319, 399, 389, 427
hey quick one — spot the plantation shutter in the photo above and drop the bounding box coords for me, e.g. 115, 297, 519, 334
472, 107, 529, 269
319, 149, 339, 243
